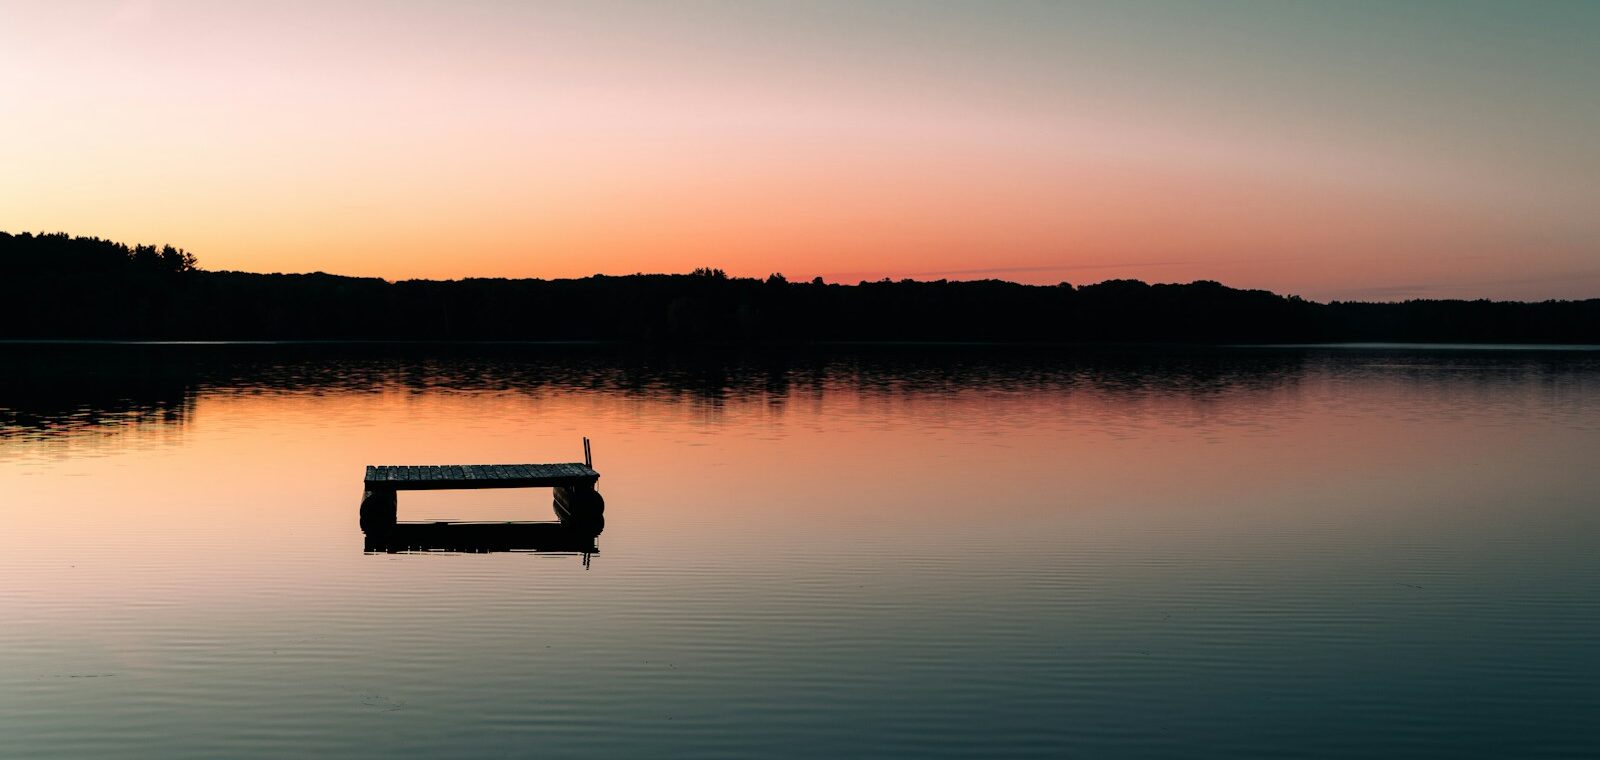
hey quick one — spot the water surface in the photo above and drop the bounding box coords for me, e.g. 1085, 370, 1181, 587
3, 344, 1597, 758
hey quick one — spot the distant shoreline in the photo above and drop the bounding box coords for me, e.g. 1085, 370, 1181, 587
5, 231, 1599, 344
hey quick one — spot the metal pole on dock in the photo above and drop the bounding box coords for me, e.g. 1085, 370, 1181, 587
583, 437, 592, 467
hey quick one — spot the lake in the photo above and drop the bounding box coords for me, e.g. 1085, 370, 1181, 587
2, 343, 1597, 759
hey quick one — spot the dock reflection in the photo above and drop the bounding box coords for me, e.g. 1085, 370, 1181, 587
362, 517, 603, 562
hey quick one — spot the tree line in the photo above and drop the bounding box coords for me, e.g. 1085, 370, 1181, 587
3, 231, 1597, 343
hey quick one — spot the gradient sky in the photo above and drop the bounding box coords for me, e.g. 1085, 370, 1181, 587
3, 1, 1597, 300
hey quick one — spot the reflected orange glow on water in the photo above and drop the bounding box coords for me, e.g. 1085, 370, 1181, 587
6, 347, 1594, 543
3, 345, 1599, 758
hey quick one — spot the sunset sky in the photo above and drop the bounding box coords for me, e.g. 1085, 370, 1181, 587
3, 1, 1597, 300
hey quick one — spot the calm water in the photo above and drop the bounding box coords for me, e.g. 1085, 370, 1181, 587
2, 344, 1598, 759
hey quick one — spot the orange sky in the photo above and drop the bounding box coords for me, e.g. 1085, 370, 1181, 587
3, 1, 1597, 300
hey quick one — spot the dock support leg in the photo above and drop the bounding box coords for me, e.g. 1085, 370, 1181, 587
553, 484, 605, 523
360, 488, 398, 534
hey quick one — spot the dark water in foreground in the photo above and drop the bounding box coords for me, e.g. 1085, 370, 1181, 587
2, 344, 1597, 759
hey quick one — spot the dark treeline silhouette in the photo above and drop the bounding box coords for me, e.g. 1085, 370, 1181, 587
1, 231, 196, 276
4, 231, 1599, 343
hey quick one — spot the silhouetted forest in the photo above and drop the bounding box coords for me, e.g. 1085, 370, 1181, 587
4, 231, 1599, 343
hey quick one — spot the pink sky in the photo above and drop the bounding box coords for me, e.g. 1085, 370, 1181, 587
3, 1, 1597, 300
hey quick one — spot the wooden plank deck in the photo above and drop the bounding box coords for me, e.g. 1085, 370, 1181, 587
364, 462, 599, 491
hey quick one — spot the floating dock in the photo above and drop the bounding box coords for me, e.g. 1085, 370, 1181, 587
363, 462, 598, 490
360, 439, 604, 533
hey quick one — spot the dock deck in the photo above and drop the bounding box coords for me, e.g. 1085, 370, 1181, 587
360, 439, 604, 535
364, 463, 599, 491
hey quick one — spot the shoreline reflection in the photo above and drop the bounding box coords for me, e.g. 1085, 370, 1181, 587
8, 342, 1598, 448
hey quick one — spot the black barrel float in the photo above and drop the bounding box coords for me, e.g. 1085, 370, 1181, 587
553, 484, 605, 523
